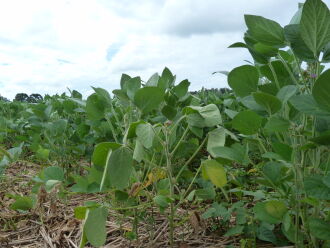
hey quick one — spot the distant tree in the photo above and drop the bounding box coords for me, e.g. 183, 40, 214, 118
0, 95, 9, 102
27, 94, 43, 103
14, 93, 43, 103
14, 93, 29, 102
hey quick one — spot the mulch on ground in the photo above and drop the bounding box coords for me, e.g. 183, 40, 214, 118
0, 161, 276, 248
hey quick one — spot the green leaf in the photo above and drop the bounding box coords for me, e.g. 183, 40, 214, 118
290, 3, 303, 24
304, 175, 330, 200
284, 24, 315, 61
228, 42, 248, 48
310, 130, 330, 145
189, 126, 203, 138
10, 196, 33, 211
126, 77, 141, 100
112, 89, 129, 103
290, 94, 330, 117
146, 73, 160, 87
309, 218, 330, 240
322, 42, 330, 62
134, 87, 165, 114
253, 43, 278, 57
265, 201, 288, 220
240, 95, 266, 112
202, 160, 227, 188
244, 34, 270, 64
115, 190, 129, 202
161, 105, 177, 120
202, 202, 230, 220
300, 0, 330, 57
84, 207, 108, 247
224, 109, 238, 119
125, 121, 146, 139
224, 225, 244, 237
185, 104, 222, 128
92, 142, 121, 168
312, 69, 330, 112
260, 61, 294, 89
212, 143, 250, 165
207, 127, 226, 157
108, 147, 133, 190
273, 142, 292, 161
43, 166, 64, 182
263, 162, 282, 185
262, 152, 284, 161
74, 206, 87, 220
173, 79, 190, 99
36, 147, 50, 160
92, 87, 111, 106
158, 67, 175, 90
244, 15, 285, 46
133, 140, 145, 162
257, 223, 277, 244
232, 110, 262, 135
253, 92, 282, 115
86, 94, 105, 120
120, 73, 131, 91
195, 187, 216, 200
45, 180, 61, 192
254, 201, 287, 224
153, 195, 172, 209
276, 85, 298, 103
323, 174, 330, 188
264, 116, 290, 132
228, 65, 259, 97
136, 123, 155, 149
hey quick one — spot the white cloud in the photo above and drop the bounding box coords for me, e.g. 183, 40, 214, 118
0, 0, 324, 99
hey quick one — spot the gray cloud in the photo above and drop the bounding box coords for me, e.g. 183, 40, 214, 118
57, 58, 73, 64
1, 0, 329, 100
157, 0, 303, 37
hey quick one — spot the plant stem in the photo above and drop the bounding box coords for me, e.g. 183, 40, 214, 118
175, 135, 208, 181
278, 55, 299, 86
220, 187, 230, 202
110, 103, 124, 133
106, 116, 119, 143
170, 126, 189, 157
268, 61, 280, 90
164, 126, 175, 247
178, 162, 203, 204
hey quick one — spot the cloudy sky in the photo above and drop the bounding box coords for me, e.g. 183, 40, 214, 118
0, 0, 327, 99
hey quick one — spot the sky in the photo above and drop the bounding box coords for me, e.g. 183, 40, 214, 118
0, 0, 328, 99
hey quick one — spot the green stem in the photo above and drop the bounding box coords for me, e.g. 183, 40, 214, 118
170, 126, 189, 157
106, 117, 119, 143
110, 103, 124, 133
179, 163, 203, 203
175, 135, 208, 181
290, 48, 304, 82
269, 61, 280, 90
169, 115, 186, 134
164, 127, 175, 247
220, 187, 230, 202
278, 55, 299, 86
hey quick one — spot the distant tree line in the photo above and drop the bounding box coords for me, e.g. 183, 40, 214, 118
14, 93, 43, 103
1, 88, 231, 103
0, 95, 9, 102
190, 87, 231, 95
0, 93, 43, 103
